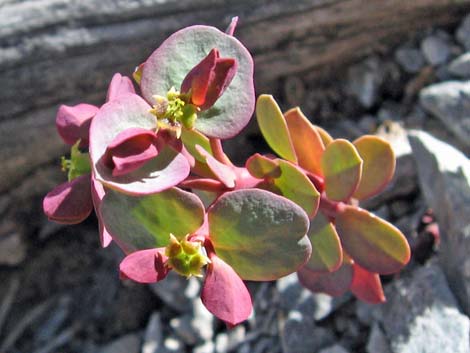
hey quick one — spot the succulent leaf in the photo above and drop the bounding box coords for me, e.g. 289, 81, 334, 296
350, 263, 385, 304
256, 95, 297, 163
195, 145, 236, 188
335, 205, 411, 274
246, 153, 281, 179
140, 25, 255, 139
106, 73, 136, 102
208, 189, 311, 281
304, 212, 342, 273
321, 139, 362, 201
314, 125, 334, 146
119, 248, 169, 283
284, 107, 325, 175
181, 127, 213, 163
56, 103, 99, 148
352, 135, 395, 200
100, 188, 205, 252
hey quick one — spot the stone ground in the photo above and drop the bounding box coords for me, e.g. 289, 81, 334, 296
1, 11, 470, 353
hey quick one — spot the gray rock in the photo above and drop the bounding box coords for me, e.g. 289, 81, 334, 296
419, 81, 470, 148
408, 130, 470, 314
448, 52, 470, 78
395, 47, 425, 73
161, 336, 184, 353
0, 220, 26, 265
99, 333, 141, 353
355, 301, 383, 326
142, 312, 163, 353
193, 341, 215, 353
421, 35, 451, 65
149, 271, 195, 313
378, 262, 470, 353
170, 315, 199, 346
366, 324, 392, 353
319, 344, 350, 353
191, 298, 214, 342
347, 57, 384, 108
34, 296, 71, 344
456, 14, 470, 50
281, 310, 336, 353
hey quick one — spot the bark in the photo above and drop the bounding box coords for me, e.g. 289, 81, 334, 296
1, 0, 469, 196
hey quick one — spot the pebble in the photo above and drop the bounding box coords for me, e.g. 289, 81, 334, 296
319, 344, 350, 353
193, 341, 215, 353
448, 52, 470, 78
149, 272, 195, 313
395, 47, 425, 73
421, 35, 451, 65
347, 57, 383, 108
0, 221, 26, 266
99, 333, 140, 353
456, 14, 470, 50
142, 312, 163, 353
366, 323, 392, 353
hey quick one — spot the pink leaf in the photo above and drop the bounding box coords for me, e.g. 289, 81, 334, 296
102, 127, 159, 177
201, 254, 252, 325
106, 73, 136, 102
350, 263, 385, 304
195, 145, 236, 188
120, 248, 169, 283
56, 103, 99, 147
43, 174, 93, 224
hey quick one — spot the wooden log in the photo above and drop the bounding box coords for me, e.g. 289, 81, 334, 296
1, 0, 469, 195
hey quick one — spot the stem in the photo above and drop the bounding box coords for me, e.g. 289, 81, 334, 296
209, 138, 233, 166
319, 193, 346, 219
179, 177, 225, 192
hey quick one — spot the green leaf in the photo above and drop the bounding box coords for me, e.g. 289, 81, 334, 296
256, 95, 297, 163
100, 188, 205, 252
246, 153, 281, 179
208, 189, 311, 281
284, 108, 325, 175
273, 160, 320, 218
304, 212, 342, 273
314, 125, 333, 146
140, 25, 255, 139
181, 127, 213, 163
353, 135, 395, 200
322, 139, 362, 201
335, 205, 411, 274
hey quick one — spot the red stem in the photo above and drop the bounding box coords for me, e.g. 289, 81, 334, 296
209, 138, 233, 166
319, 193, 346, 219
179, 177, 225, 192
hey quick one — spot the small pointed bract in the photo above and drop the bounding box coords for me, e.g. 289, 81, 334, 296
120, 248, 169, 283
102, 127, 159, 177
181, 48, 237, 111
201, 253, 252, 325
350, 263, 385, 304
43, 174, 93, 224
106, 73, 136, 102
56, 103, 99, 148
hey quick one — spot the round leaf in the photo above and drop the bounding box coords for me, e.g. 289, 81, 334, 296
140, 25, 255, 139
256, 95, 297, 163
353, 135, 395, 200
284, 107, 325, 175
335, 205, 411, 274
273, 160, 320, 218
304, 212, 342, 273
100, 187, 205, 252
208, 189, 311, 281
89, 94, 190, 195
322, 139, 362, 201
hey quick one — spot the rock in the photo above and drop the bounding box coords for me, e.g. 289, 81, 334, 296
276, 273, 346, 321
419, 81, 470, 149
0, 220, 26, 265
319, 344, 350, 353
377, 262, 470, 353
191, 298, 214, 342
408, 130, 470, 314
252, 337, 278, 353
456, 14, 470, 50
161, 336, 184, 353
281, 310, 336, 353
142, 312, 163, 353
347, 57, 384, 108
149, 271, 196, 313
421, 35, 451, 65
283, 75, 306, 107
99, 333, 140, 353
395, 47, 425, 73
448, 53, 470, 78
366, 324, 392, 353
355, 301, 383, 326
170, 315, 199, 346
193, 341, 215, 353
34, 296, 71, 344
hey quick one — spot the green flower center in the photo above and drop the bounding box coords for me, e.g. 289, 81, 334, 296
164, 234, 210, 278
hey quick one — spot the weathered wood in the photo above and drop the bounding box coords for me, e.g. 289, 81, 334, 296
1, 0, 469, 195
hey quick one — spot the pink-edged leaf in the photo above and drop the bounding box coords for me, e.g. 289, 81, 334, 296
43, 174, 93, 224
245, 153, 281, 179
195, 145, 236, 188
322, 139, 362, 201
272, 159, 320, 218
335, 205, 411, 274
284, 108, 325, 176
304, 212, 342, 273
201, 253, 252, 325
350, 263, 385, 304
352, 135, 396, 200
56, 103, 99, 147
256, 95, 297, 163
90, 94, 190, 195
106, 73, 136, 102
208, 189, 311, 281
298, 258, 354, 297
91, 177, 112, 248
140, 25, 255, 139
102, 127, 159, 177
119, 248, 169, 283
